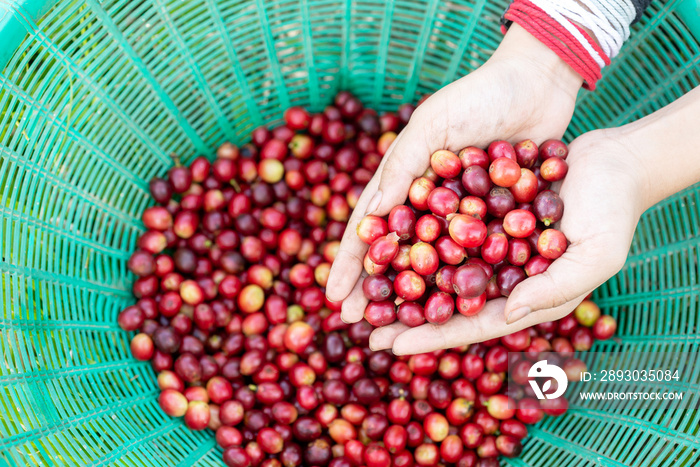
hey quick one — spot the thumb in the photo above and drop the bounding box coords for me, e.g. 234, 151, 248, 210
504, 240, 620, 323
366, 111, 440, 216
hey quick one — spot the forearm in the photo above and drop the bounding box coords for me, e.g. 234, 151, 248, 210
614, 86, 700, 209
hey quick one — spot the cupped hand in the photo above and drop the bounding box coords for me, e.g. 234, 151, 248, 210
370, 129, 647, 354
325, 24, 582, 324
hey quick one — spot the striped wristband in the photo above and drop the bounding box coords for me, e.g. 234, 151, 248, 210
502, 0, 607, 89
501, 0, 651, 90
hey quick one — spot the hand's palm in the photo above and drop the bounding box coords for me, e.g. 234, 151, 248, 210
326, 54, 579, 324
370, 131, 643, 354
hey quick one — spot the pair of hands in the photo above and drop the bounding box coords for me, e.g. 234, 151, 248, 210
325, 25, 646, 355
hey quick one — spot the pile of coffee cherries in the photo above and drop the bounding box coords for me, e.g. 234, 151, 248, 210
359, 140, 571, 326
117, 92, 617, 467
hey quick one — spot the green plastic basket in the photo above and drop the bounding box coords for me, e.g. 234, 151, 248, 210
1, 0, 699, 465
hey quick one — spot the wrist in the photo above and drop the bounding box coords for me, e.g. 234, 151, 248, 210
609, 86, 700, 210
602, 125, 654, 211
581, 127, 651, 216
492, 24, 583, 102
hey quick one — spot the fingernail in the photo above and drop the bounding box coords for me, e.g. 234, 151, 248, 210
368, 334, 378, 351
506, 306, 531, 324
365, 191, 383, 216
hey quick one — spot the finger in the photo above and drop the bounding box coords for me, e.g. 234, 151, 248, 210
327, 103, 438, 301
369, 321, 410, 351
340, 271, 369, 324
326, 123, 423, 302
368, 115, 438, 216
325, 172, 381, 302
503, 240, 619, 323
392, 298, 506, 355
392, 295, 584, 355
